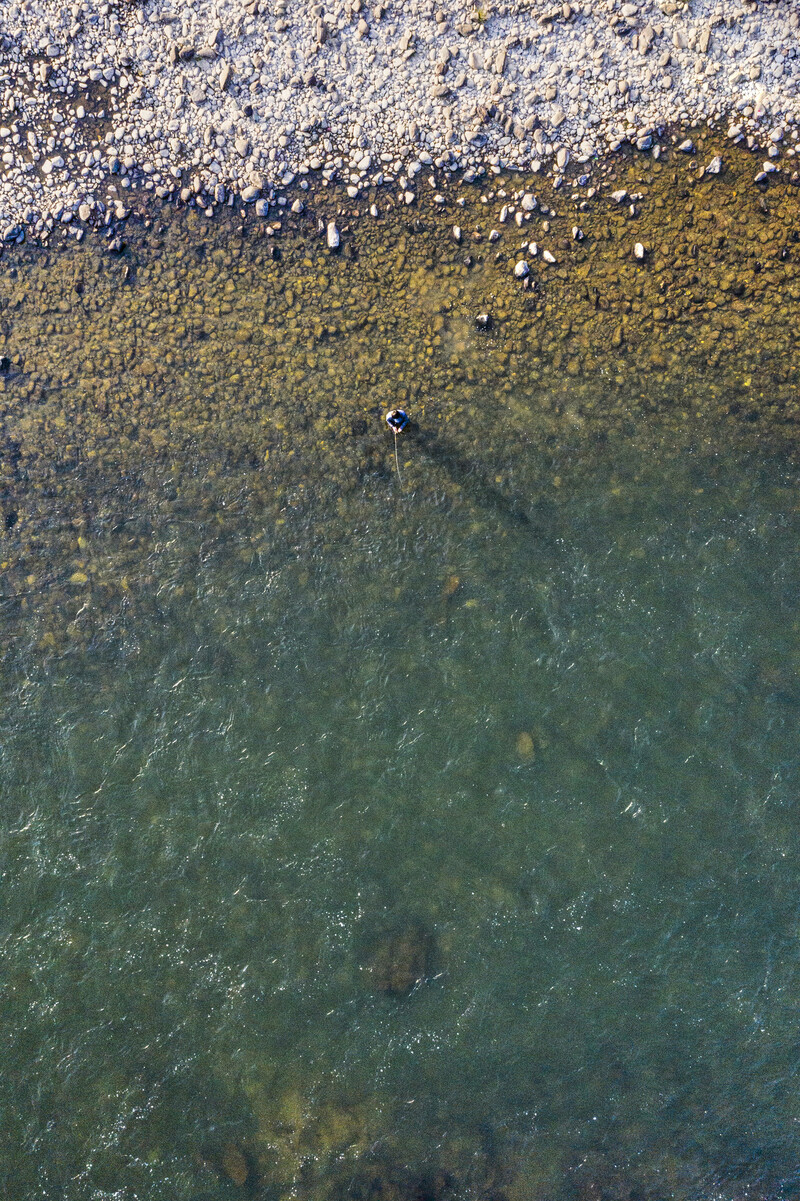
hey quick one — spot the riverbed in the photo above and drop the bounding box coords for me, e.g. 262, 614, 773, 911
2, 148, 800, 1200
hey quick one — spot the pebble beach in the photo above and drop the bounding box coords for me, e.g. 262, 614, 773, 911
0, 0, 799, 239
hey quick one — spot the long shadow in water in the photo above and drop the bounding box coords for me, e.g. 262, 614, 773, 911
401, 421, 560, 550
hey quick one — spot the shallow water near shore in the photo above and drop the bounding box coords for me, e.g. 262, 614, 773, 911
3, 153, 800, 1199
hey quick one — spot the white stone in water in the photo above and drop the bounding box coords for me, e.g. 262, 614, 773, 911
610, 189, 627, 203
370, 204, 379, 217
291, 198, 304, 213
678, 139, 694, 153
520, 192, 536, 211
514, 259, 529, 277
255, 198, 269, 215
634, 242, 646, 259
572, 226, 584, 241
542, 249, 556, 264
404, 191, 415, 204
452, 225, 462, 242
706, 155, 722, 174
326, 220, 340, 248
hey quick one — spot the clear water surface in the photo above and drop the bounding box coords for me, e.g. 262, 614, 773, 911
2, 415, 800, 1200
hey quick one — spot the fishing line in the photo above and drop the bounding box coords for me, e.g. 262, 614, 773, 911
385, 408, 409, 492
392, 428, 403, 490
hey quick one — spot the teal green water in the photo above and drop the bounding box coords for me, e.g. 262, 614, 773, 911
3, 428, 800, 1199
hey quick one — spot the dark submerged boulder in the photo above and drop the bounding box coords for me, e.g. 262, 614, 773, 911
362, 920, 436, 997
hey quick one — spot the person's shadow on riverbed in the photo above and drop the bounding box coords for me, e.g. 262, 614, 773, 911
380, 415, 559, 548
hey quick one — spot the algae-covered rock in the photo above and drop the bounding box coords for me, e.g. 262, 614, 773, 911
198, 1140, 257, 1189
362, 920, 436, 996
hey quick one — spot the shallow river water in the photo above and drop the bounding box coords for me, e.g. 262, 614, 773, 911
4, 425, 800, 1201
2, 151, 800, 1200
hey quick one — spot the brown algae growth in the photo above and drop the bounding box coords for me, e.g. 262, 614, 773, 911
0, 131, 799, 642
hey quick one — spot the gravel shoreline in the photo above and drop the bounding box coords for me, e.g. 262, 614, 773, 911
0, 0, 798, 239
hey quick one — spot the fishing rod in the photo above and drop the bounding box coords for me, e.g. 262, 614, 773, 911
385, 407, 408, 490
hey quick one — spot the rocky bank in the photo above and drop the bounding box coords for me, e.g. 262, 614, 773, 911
0, 0, 798, 238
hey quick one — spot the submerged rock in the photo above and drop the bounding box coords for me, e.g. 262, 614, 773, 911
220, 1144, 249, 1187
363, 920, 436, 996
199, 1141, 257, 1190
516, 731, 535, 759
334, 1162, 456, 1201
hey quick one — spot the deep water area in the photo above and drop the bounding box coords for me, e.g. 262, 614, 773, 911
2, 146, 800, 1201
